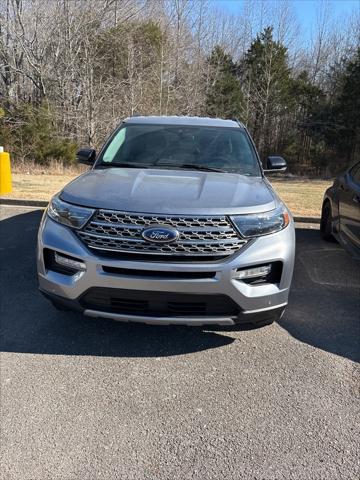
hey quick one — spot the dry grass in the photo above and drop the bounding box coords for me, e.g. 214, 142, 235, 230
12, 159, 84, 176
8, 173, 78, 200
270, 177, 332, 216
2, 172, 332, 217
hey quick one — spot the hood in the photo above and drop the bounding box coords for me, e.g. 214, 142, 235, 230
60, 168, 277, 215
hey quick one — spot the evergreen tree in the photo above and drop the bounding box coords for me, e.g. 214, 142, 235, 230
241, 27, 292, 155
334, 48, 360, 162
283, 71, 325, 171
300, 49, 360, 173
205, 46, 244, 119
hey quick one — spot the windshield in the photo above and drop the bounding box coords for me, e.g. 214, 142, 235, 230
96, 124, 261, 176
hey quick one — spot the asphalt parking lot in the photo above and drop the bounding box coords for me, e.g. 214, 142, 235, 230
1, 206, 359, 480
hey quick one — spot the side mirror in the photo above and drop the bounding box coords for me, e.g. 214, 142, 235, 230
76, 148, 96, 165
264, 156, 287, 172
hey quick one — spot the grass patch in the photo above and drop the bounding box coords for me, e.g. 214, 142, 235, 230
269, 177, 332, 216
9, 173, 78, 200
3, 173, 332, 217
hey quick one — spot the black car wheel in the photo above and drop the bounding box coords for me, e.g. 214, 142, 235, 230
320, 201, 335, 241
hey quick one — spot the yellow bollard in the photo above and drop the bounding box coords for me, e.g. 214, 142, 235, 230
0, 146, 12, 195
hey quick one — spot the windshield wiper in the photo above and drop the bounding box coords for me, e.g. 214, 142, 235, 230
181, 163, 226, 173
96, 162, 151, 169
96, 161, 226, 173
155, 162, 226, 173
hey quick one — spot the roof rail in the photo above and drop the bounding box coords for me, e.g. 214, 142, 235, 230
234, 118, 246, 128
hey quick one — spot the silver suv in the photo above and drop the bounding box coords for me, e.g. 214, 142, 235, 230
37, 116, 295, 327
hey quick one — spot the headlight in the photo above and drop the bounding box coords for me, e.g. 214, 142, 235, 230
47, 195, 95, 229
230, 206, 290, 238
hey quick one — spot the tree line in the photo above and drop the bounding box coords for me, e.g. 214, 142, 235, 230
0, 0, 359, 176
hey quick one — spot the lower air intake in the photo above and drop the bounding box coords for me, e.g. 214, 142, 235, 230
80, 288, 240, 317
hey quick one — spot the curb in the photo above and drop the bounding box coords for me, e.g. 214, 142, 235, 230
0, 198, 48, 207
0, 198, 321, 224
294, 216, 320, 224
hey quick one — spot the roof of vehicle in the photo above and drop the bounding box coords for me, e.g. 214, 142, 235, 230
124, 115, 245, 129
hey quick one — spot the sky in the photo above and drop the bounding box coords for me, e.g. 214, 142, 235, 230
211, 0, 359, 40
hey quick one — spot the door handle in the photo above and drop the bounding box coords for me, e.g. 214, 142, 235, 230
353, 194, 360, 204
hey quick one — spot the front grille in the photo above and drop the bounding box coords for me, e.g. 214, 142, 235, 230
78, 210, 246, 258
80, 288, 240, 317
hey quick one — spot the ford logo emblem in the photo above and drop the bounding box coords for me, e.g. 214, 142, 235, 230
141, 225, 179, 244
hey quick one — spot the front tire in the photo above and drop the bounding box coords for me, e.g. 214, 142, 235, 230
320, 201, 334, 241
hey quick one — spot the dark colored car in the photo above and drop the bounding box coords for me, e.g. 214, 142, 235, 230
320, 161, 360, 258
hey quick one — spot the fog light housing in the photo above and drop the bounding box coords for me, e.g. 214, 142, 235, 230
44, 249, 86, 275
234, 264, 272, 280
54, 252, 86, 272
234, 262, 283, 285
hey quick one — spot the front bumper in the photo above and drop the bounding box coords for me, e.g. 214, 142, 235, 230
37, 215, 295, 326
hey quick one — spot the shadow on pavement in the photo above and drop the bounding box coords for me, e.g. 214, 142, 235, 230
0, 210, 359, 360
0, 209, 235, 357
279, 228, 360, 362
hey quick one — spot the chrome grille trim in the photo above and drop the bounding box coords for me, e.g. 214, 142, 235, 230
94, 210, 230, 228
78, 210, 246, 257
